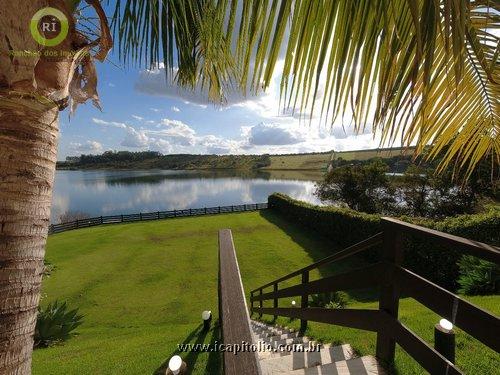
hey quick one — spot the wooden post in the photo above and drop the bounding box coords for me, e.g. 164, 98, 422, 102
204, 207, 207, 214
273, 283, 278, 322
139, 213, 142, 221
218, 206, 221, 214
259, 288, 263, 319
121, 214, 123, 222
157, 211, 160, 219
376, 219, 404, 365
300, 271, 309, 333
174, 209, 177, 217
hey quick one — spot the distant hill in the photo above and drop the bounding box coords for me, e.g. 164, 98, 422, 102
57, 147, 416, 171
57, 151, 271, 170
264, 146, 416, 171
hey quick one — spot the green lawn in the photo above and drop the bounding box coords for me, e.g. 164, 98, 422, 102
33, 211, 499, 374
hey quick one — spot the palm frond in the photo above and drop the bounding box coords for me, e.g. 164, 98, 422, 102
113, 0, 499, 180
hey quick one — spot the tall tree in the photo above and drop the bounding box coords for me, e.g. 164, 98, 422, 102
0, 1, 111, 372
0, 1, 498, 373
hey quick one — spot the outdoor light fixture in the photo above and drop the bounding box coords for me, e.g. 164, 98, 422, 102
435, 318, 455, 363
291, 300, 296, 306
202, 310, 212, 331
439, 318, 453, 331
167, 355, 185, 375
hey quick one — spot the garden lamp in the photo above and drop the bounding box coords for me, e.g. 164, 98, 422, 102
202, 310, 212, 331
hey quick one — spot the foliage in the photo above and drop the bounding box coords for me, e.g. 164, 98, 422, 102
35, 301, 83, 348
317, 159, 486, 218
57, 151, 271, 170
310, 292, 349, 309
269, 193, 500, 291
457, 256, 499, 296
113, 1, 499, 179
396, 165, 477, 218
316, 159, 395, 214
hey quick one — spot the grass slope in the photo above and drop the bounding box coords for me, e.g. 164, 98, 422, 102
33, 211, 499, 374
265, 146, 416, 171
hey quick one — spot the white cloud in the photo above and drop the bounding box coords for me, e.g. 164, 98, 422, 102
146, 118, 197, 146
150, 107, 160, 112
121, 128, 149, 148
132, 115, 144, 121
199, 135, 241, 155
92, 118, 127, 129
69, 140, 103, 153
135, 64, 264, 108
171, 106, 180, 112
247, 122, 306, 146
108, 83, 115, 87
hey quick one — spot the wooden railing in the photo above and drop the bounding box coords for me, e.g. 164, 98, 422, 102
218, 229, 261, 375
49, 203, 267, 234
250, 217, 500, 374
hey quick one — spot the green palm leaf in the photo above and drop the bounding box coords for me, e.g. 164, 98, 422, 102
112, 0, 499, 180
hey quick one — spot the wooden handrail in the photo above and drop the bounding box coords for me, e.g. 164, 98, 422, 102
382, 217, 500, 263
250, 218, 499, 374
218, 229, 261, 375
252, 262, 386, 301
251, 232, 383, 292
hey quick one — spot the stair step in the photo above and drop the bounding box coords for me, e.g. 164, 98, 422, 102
282, 356, 385, 375
260, 344, 355, 373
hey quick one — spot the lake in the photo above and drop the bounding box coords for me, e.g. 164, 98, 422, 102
51, 169, 325, 223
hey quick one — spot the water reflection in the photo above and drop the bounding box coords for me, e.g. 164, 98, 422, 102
51, 170, 324, 222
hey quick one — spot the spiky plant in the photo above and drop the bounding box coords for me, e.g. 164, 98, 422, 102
35, 301, 84, 348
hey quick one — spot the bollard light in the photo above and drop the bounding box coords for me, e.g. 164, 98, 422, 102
167, 355, 185, 375
202, 310, 212, 331
435, 318, 455, 363
439, 318, 453, 331
291, 300, 296, 306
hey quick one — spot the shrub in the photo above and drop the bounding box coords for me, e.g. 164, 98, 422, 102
457, 256, 499, 295
35, 301, 84, 348
268, 193, 500, 292
309, 292, 349, 309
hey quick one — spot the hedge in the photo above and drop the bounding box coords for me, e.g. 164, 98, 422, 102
268, 193, 500, 291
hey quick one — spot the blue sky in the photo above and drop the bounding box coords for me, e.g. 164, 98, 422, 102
58, 5, 382, 160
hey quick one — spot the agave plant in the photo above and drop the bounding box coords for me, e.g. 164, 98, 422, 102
35, 301, 84, 348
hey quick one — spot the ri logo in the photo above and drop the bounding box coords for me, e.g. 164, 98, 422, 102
30, 7, 69, 47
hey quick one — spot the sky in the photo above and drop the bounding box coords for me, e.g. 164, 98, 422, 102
58, 5, 383, 160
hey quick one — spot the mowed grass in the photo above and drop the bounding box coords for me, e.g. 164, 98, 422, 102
33, 211, 499, 374
33, 211, 338, 374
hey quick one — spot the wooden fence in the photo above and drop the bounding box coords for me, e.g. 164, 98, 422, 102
250, 217, 500, 374
49, 203, 268, 234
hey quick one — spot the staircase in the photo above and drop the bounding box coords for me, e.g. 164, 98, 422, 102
251, 320, 385, 375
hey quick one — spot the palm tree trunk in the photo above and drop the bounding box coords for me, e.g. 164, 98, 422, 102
0, 95, 59, 374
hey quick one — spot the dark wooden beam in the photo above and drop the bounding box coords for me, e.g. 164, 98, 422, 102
218, 229, 261, 375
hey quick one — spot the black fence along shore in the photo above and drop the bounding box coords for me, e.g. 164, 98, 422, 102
48, 203, 268, 234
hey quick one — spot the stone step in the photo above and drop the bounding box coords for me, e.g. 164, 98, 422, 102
260, 344, 355, 374
281, 355, 386, 375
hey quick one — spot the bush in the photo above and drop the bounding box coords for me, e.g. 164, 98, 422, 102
268, 193, 500, 292
457, 256, 499, 295
309, 291, 349, 309
35, 301, 84, 348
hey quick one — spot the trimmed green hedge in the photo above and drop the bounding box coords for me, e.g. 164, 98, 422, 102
268, 193, 500, 291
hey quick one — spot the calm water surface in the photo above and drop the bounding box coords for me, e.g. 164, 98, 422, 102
51, 169, 324, 222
